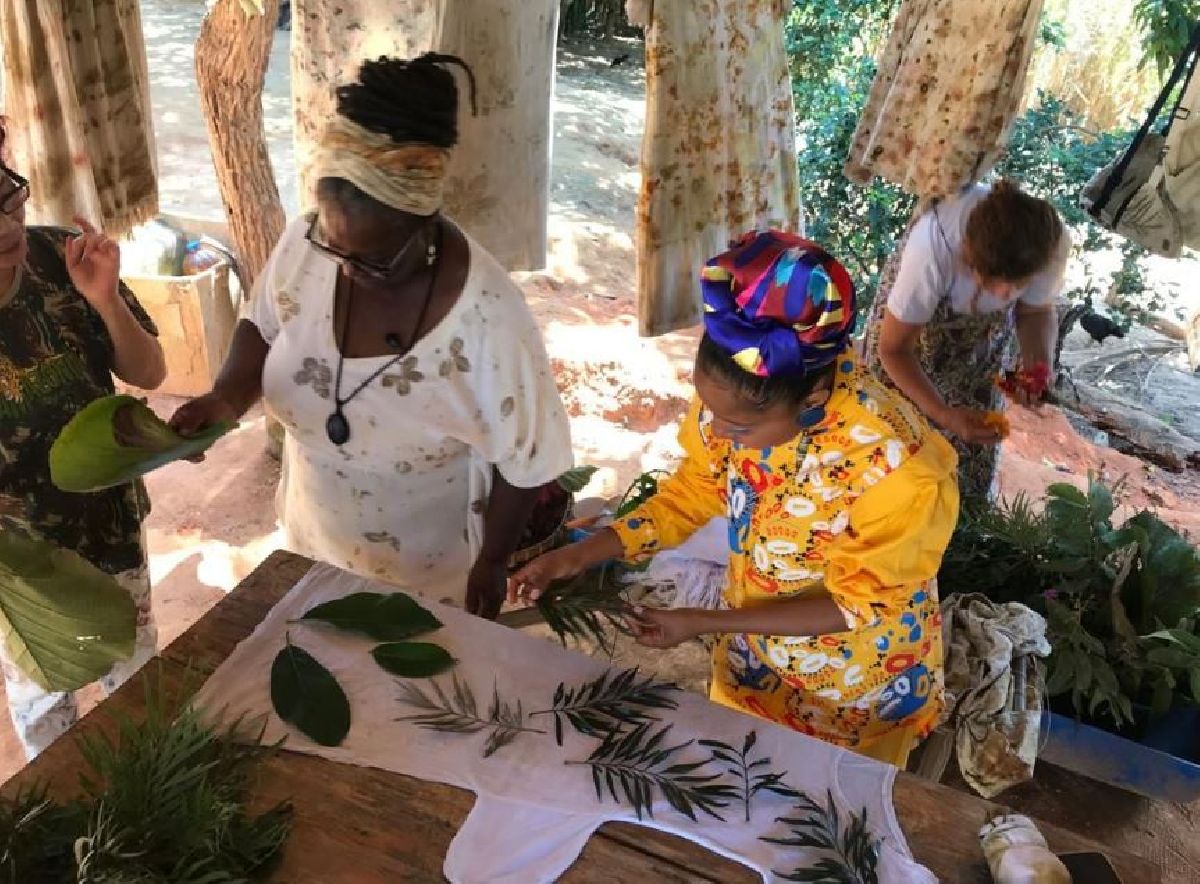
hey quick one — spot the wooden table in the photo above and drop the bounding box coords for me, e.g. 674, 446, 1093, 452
2, 552, 1162, 883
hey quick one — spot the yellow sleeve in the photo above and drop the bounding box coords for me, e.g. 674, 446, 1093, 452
823, 435, 959, 626
610, 398, 727, 560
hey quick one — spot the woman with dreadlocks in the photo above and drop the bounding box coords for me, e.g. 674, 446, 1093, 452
172, 54, 572, 618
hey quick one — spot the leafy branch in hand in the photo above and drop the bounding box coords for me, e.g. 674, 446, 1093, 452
536, 567, 630, 655
762, 790, 880, 884
699, 730, 800, 823
397, 674, 545, 757
532, 666, 680, 745
565, 722, 736, 822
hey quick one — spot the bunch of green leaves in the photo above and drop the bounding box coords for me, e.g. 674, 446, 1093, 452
49, 395, 232, 493
272, 592, 455, 747
0, 786, 78, 883
941, 476, 1200, 726
0, 526, 136, 693
700, 731, 800, 823
763, 790, 880, 884
565, 722, 736, 822
614, 470, 667, 519
5, 685, 294, 883
397, 674, 544, 757
532, 666, 680, 744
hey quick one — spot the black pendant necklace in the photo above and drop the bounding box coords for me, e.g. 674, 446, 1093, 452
326, 223, 443, 446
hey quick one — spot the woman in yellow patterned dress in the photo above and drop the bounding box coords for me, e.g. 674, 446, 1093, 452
511, 232, 959, 766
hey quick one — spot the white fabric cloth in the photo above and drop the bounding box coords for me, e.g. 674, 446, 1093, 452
624, 516, 728, 610
939, 594, 1051, 799
246, 218, 572, 604
886, 185, 1069, 325
195, 565, 936, 884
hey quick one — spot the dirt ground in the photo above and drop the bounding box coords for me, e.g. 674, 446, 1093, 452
3, 16, 1200, 879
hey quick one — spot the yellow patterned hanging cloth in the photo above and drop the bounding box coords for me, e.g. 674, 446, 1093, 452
1, 0, 158, 236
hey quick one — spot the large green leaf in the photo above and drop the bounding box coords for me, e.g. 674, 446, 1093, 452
556, 466, 598, 494
270, 638, 350, 747
50, 395, 232, 493
0, 530, 135, 691
371, 642, 455, 677
300, 592, 441, 641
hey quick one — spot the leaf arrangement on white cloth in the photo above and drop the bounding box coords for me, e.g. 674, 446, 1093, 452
193, 565, 937, 884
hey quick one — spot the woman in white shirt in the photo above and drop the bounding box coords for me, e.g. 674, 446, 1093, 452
171, 54, 573, 618
863, 180, 1068, 501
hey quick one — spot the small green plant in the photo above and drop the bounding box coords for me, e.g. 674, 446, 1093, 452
700, 731, 800, 823
397, 674, 545, 757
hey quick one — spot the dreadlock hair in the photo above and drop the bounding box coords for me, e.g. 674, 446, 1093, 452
335, 53, 478, 149
696, 334, 835, 411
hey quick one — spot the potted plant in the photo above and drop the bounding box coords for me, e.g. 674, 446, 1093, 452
939, 477, 1200, 800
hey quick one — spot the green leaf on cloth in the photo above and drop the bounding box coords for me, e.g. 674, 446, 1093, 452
0, 529, 135, 691
270, 637, 350, 747
371, 642, 455, 678
50, 395, 231, 493
300, 592, 442, 641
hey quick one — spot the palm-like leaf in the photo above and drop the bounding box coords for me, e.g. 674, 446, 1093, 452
699, 730, 800, 823
397, 674, 544, 757
763, 790, 880, 884
566, 723, 736, 821
536, 568, 630, 654
533, 666, 680, 744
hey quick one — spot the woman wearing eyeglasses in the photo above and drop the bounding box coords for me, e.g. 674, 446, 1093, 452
171, 55, 572, 619
0, 123, 165, 758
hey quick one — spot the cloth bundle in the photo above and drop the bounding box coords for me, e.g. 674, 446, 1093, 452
195, 564, 936, 883
939, 593, 1051, 798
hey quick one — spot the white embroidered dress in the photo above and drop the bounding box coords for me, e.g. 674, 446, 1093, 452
247, 218, 573, 603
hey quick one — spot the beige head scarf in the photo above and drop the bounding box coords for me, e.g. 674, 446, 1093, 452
311, 116, 450, 216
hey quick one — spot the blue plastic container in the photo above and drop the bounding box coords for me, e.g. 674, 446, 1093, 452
1040, 710, 1200, 802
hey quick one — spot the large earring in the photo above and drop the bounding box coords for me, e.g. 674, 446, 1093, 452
795, 405, 826, 429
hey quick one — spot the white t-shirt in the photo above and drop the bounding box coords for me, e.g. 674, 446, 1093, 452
245, 217, 574, 603
886, 185, 1069, 325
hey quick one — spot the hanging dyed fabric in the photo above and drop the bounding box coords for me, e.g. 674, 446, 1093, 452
290, 0, 557, 271
844, 0, 1044, 200
634, 0, 802, 337
0, 0, 157, 236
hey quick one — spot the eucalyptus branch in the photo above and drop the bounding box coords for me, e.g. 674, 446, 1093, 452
531, 666, 680, 744
699, 730, 800, 823
397, 674, 545, 757
762, 790, 880, 884
565, 723, 736, 821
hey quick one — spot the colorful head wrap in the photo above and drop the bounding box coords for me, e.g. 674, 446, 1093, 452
700, 230, 856, 377
311, 116, 449, 216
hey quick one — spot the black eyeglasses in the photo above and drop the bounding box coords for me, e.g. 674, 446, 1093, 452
0, 165, 29, 216
304, 214, 412, 280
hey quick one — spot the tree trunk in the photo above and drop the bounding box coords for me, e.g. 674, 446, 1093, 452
194, 0, 285, 287
195, 0, 285, 459
1057, 381, 1200, 472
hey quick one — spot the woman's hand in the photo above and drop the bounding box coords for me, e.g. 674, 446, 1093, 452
65, 218, 121, 310
625, 606, 705, 650
168, 392, 240, 462
936, 406, 1004, 445
506, 544, 592, 605
466, 557, 508, 620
